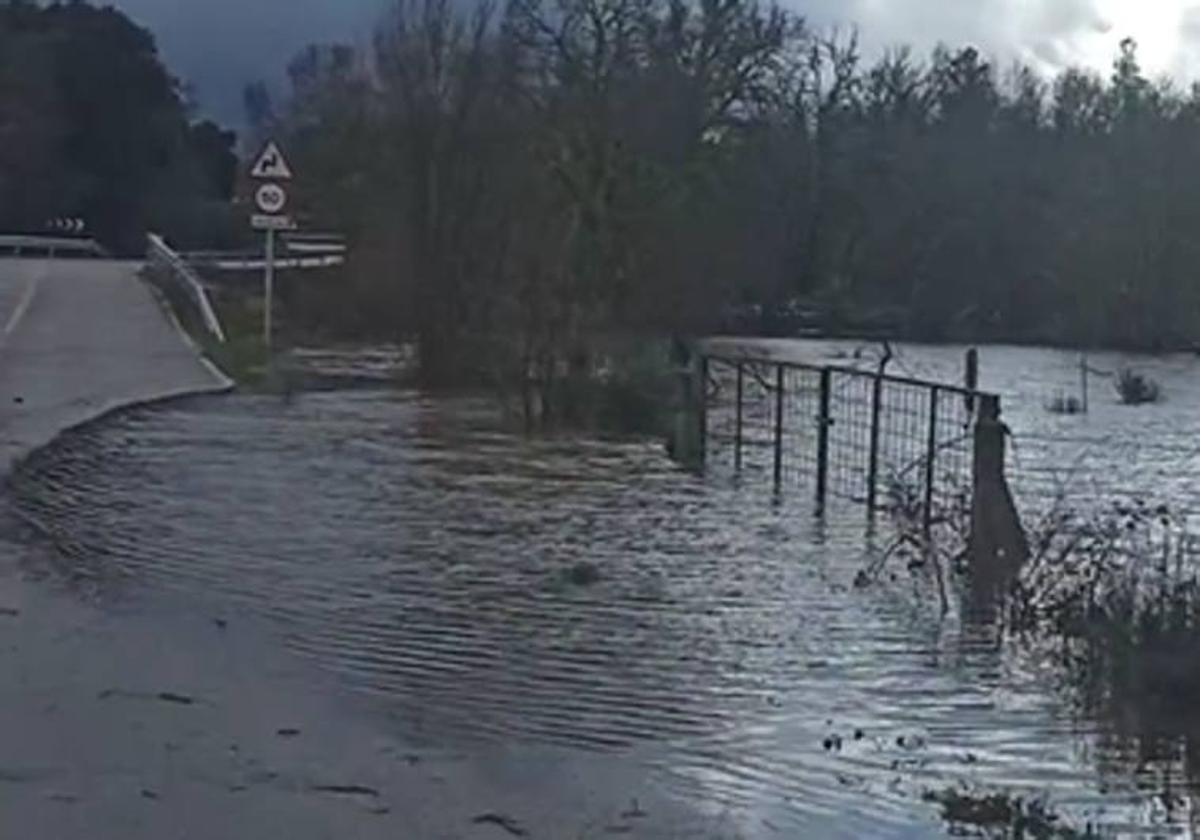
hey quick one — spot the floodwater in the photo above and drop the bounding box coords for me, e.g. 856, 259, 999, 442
712, 338, 1200, 520
12, 341, 1200, 837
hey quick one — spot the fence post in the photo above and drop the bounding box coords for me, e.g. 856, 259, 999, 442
816, 368, 831, 513
969, 394, 1030, 613
964, 348, 979, 415
735, 362, 745, 472
866, 374, 883, 515
923, 386, 939, 539
1080, 354, 1089, 414
773, 365, 785, 490
698, 355, 709, 467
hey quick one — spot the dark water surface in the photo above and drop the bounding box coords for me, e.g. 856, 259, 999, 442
11, 362, 1200, 836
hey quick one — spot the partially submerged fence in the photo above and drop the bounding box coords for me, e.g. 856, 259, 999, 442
698, 354, 998, 532
145, 233, 226, 343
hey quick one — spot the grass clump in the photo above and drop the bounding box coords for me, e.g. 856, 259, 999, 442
201, 332, 269, 386
1114, 368, 1161, 405
1009, 499, 1200, 726
923, 787, 1097, 839
1045, 392, 1084, 415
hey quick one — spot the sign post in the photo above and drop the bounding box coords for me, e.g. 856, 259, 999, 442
249, 140, 295, 353
264, 227, 275, 347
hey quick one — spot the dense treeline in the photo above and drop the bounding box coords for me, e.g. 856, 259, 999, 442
0, 1, 238, 254
264, 0, 1200, 391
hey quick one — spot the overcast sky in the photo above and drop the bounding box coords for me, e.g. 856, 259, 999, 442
108, 0, 1200, 127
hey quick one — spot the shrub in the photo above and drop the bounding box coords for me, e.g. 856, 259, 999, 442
922, 787, 1096, 839
855, 470, 972, 615
1009, 498, 1200, 708
1114, 369, 1161, 405
1045, 392, 1084, 415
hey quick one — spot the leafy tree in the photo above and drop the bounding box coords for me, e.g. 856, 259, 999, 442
0, 1, 238, 252
272, 6, 1200, 398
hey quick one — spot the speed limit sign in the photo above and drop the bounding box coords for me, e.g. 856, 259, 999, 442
255, 183, 287, 215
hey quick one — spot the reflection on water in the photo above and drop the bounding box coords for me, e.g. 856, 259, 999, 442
10, 346, 1200, 835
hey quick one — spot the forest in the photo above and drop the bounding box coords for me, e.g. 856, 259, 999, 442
252, 0, 1200, 391
0, 0, 237, 254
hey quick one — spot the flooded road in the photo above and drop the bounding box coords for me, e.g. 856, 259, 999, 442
10, 345, 1200, 836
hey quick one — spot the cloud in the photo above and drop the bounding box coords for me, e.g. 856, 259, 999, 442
791, 0, 1113, 73
112, 0, 385, 124
107, 0, 1198, 126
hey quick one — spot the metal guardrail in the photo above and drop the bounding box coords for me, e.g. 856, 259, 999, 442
0, 234, 106, 257
182, 235, 347, 273
145, 233, 226, 343
184, 252, 345, 271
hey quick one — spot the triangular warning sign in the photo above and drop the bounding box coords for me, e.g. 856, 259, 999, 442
250, 140, 293, 180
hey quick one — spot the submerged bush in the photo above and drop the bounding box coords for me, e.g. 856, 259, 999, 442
856, 469, 973, 615
1045, 392, 1084, 415
872, 463, 1200, 714
923, 787, 1096, 839
512, 339, 673, 436
1114, 369, 1161, 405
1009, 499, 1200, 705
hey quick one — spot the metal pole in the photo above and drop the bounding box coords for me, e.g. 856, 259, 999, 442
1080, 353, 1088, 414
866, 374, 883, 516
773, 365, 785, 490
264, 227, 275, 351
816, 368, 831, 513
735, 362, 744, 472
923, 386, 939, 539
964, 348, 979, 415
697, 355, 708, 467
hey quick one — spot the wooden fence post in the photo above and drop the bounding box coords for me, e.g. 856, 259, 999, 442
866, 374, 883, 515
735, 362, 744, 472
964, 348, 978, 414
923, 386, 939, 539
698, 355, 709, 467
969, 394, 1030, 613
1080, 354, 1089, 414
816, 368, 831, 513
773, 365, 785, 490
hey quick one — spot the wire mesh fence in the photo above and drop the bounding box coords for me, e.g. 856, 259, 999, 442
703, 355, 988, 524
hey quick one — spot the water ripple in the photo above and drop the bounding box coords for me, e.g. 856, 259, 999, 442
8, 388, 1192, 835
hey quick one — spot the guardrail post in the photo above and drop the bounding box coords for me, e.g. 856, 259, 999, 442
923, 386, 939, 539
773, 365, 785, 490
866, 374, 883, 516
735, 362, 745, 472
816, 368, 831, 513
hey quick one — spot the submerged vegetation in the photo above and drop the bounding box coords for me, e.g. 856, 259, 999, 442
1045, 393, 1085, 416
1113, 369, 1162, 405
855, 471, 972, 615
867, 471, 1200, 831
1010, 499, 1200, 715
923, 787, 1097, 839
873, 472, 1200, 713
